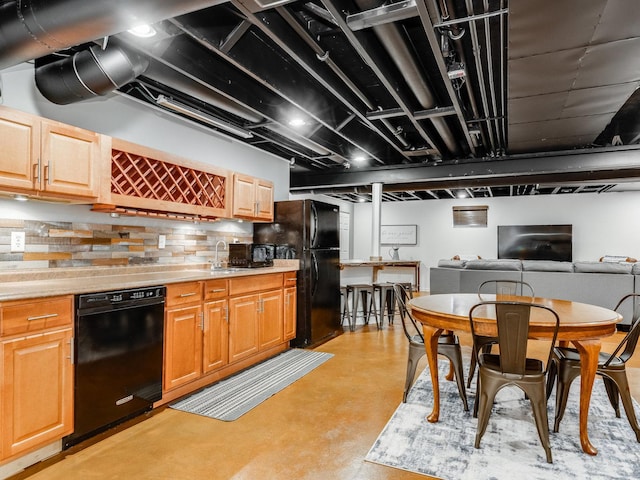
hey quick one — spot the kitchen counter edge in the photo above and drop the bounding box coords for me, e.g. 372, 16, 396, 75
0, 263, 300, 302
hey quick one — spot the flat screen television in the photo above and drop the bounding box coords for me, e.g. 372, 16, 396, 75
497, 224, 572, 262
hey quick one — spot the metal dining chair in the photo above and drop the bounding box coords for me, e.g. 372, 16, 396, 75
546, 293, 640, 441
394, 284, 468, 410
469, 300, 559, 463
468, 280, 536, 393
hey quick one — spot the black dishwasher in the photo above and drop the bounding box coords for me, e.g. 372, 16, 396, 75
64, 286, 165, 449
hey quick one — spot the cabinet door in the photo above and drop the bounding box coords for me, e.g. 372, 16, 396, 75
40, 120, 101, 198
228, 294, 260, 363
164, 305, 202, 391
203, 299, 229, 373
1, 328, 73, 460
284, 286, 297, 341
0, 107, 39, 192
232, 174, 257, 218
259, 290, 283, 350
255, 179, 274, 221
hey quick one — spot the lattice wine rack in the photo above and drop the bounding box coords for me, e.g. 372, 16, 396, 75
96, 148, 230, 222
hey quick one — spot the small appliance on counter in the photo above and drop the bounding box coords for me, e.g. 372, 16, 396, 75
228, 243, 274, 268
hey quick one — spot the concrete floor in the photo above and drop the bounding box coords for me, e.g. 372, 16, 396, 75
13, 316, 640, 480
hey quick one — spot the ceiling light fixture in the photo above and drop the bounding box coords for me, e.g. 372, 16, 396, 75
352, 154, 366, 163
127, 24, 157, 38
156, 95, 253, 139
288, 117, 306, 128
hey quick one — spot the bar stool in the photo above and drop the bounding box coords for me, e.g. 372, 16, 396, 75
345, 283, 380, 330
340, 286, 352, 330
373, 282, 396, 326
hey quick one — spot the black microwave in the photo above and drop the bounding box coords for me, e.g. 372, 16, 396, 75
228, 243, 274, 268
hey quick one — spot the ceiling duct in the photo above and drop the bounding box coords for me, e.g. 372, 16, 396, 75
35, 45, 149, 105
354, 0, 459, 156
0, 0, 227, 70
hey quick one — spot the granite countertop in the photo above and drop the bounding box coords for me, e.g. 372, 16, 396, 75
0, 260, 300, 302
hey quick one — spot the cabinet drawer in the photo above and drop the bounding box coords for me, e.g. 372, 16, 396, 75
204, 279, 229, 300
283, 271, 297, 287
1, 295, 73, 336
229, 273, 282, 296
165, 282, 203, 306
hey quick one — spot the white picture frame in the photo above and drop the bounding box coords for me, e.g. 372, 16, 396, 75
380, 224, 418, 245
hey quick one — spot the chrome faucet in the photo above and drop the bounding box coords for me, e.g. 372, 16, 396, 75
212, 240, 227, 269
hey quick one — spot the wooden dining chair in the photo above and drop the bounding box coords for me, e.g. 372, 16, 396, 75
394, 283, 468, 410
547, 293, 640, 441
469, 300, 559, 463
468, 280, 536, 397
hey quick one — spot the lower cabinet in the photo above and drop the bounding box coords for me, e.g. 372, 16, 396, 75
164, 303, 203, 391
0, 296, 74, 461
163, 272, 295, 397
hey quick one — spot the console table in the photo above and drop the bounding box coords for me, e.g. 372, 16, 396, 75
339, 260, 420, 290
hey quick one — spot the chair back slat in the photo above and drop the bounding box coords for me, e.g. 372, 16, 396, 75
495, 303, 532, 376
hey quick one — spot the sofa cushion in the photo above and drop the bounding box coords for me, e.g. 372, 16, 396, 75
464, 259, 522, 271
632, 263, 640, 275
522, 260, 574, 272
573, 261, 633, 274
437, 259, 466, 269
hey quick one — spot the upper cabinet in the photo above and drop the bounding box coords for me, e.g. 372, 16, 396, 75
97, 138, 232, 220
232, 173, 274, 222
0, 106, 102, 200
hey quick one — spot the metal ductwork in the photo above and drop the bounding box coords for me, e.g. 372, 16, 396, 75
354, 0, 460, 156
0, 0, 227, 70
35, 45, 149, 105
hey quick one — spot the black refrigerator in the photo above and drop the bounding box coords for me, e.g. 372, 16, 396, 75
254, 199, 341, 347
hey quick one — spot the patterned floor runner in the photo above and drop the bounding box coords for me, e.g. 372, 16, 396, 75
170, 349, 332, 421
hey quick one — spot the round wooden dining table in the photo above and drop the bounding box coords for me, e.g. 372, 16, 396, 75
409, 293, 622, 456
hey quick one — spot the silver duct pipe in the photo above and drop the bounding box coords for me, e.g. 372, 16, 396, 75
0, 0, 225, 70
354, 0, 460, 155
35, 45, 149, 104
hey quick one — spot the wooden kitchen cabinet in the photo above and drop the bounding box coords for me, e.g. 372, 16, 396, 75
162, 272, 295, 402
228, 273, 283, 362
0, 295, 73, 461
283, 272, 297, 341
163, 282, 203, 391
232, 173, 274, 221
0, 106, 102, 200
203, 279, 230, 374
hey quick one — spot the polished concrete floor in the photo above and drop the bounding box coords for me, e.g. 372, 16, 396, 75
14, 313, 640, 480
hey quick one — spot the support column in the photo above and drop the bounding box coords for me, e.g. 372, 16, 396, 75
371, 182, 382, 261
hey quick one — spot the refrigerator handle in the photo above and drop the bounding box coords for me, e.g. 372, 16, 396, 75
310, 202, 318, 248
311, 251, 319, 296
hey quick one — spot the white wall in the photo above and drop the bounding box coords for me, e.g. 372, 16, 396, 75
347, 191, 640, 291
0, 63, 291, 200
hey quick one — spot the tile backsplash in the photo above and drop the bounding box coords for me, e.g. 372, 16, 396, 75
0, 218, 252, 270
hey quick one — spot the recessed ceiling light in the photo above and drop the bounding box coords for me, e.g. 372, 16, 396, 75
128, 24, 157, 38
288, 117, 306, 127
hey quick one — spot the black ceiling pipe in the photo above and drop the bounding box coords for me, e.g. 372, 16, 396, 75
35, 45, 149, 105
0, 0, 225, 70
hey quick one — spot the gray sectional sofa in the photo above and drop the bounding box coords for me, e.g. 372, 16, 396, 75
430, 259, 639, 329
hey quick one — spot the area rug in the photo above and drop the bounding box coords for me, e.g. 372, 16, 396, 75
366, 361, 640, 480
170, 349, 332, 421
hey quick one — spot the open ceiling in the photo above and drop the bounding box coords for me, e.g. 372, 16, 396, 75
4, 0, 640, 202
